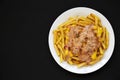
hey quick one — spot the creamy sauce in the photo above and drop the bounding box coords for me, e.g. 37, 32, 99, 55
65, 25, 100, 63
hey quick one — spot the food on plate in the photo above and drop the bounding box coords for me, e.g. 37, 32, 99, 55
53, 13, 109, 67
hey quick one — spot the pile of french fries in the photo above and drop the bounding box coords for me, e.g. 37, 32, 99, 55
53, 13, 109, 67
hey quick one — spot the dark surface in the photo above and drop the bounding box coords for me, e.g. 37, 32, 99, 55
1, 0, 120, 80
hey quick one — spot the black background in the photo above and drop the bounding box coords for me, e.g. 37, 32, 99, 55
1, 0, 120, 80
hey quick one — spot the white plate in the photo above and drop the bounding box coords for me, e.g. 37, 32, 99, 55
48, 7, 115, 74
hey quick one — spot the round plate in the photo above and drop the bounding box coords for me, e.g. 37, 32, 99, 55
48, 7, 115, 74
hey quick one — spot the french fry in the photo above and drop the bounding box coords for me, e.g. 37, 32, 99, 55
85, 18, 94, 24
89, 55, 103, 65
67, 58, 73, 65
57, 44, 64, 54
77, 62, 86, 68
60, 54, 63, 62
65, 36, 69, 44
99, 47, 104, 55
78, 22, 88, 27
79, 21, 91, 25
91, 50, 97, 60
95, 15, 98, 26
79, 16, 86, 21
65, 50, 69, 57
71, 59, 80, 65
105, 28, 109, 48
98, 20, 102, 27
69, 51, 73, 57
87, 14, 95, 21
61, 29, 64, 48
56, 36, 62, 44
102, 42, 106, 49
102, 27, 106, 42
93, 25, 97, 30
53, 30, 57, 44
97, 27, 102, 37
54, 44, 60, 56
72, 56, 80, 61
